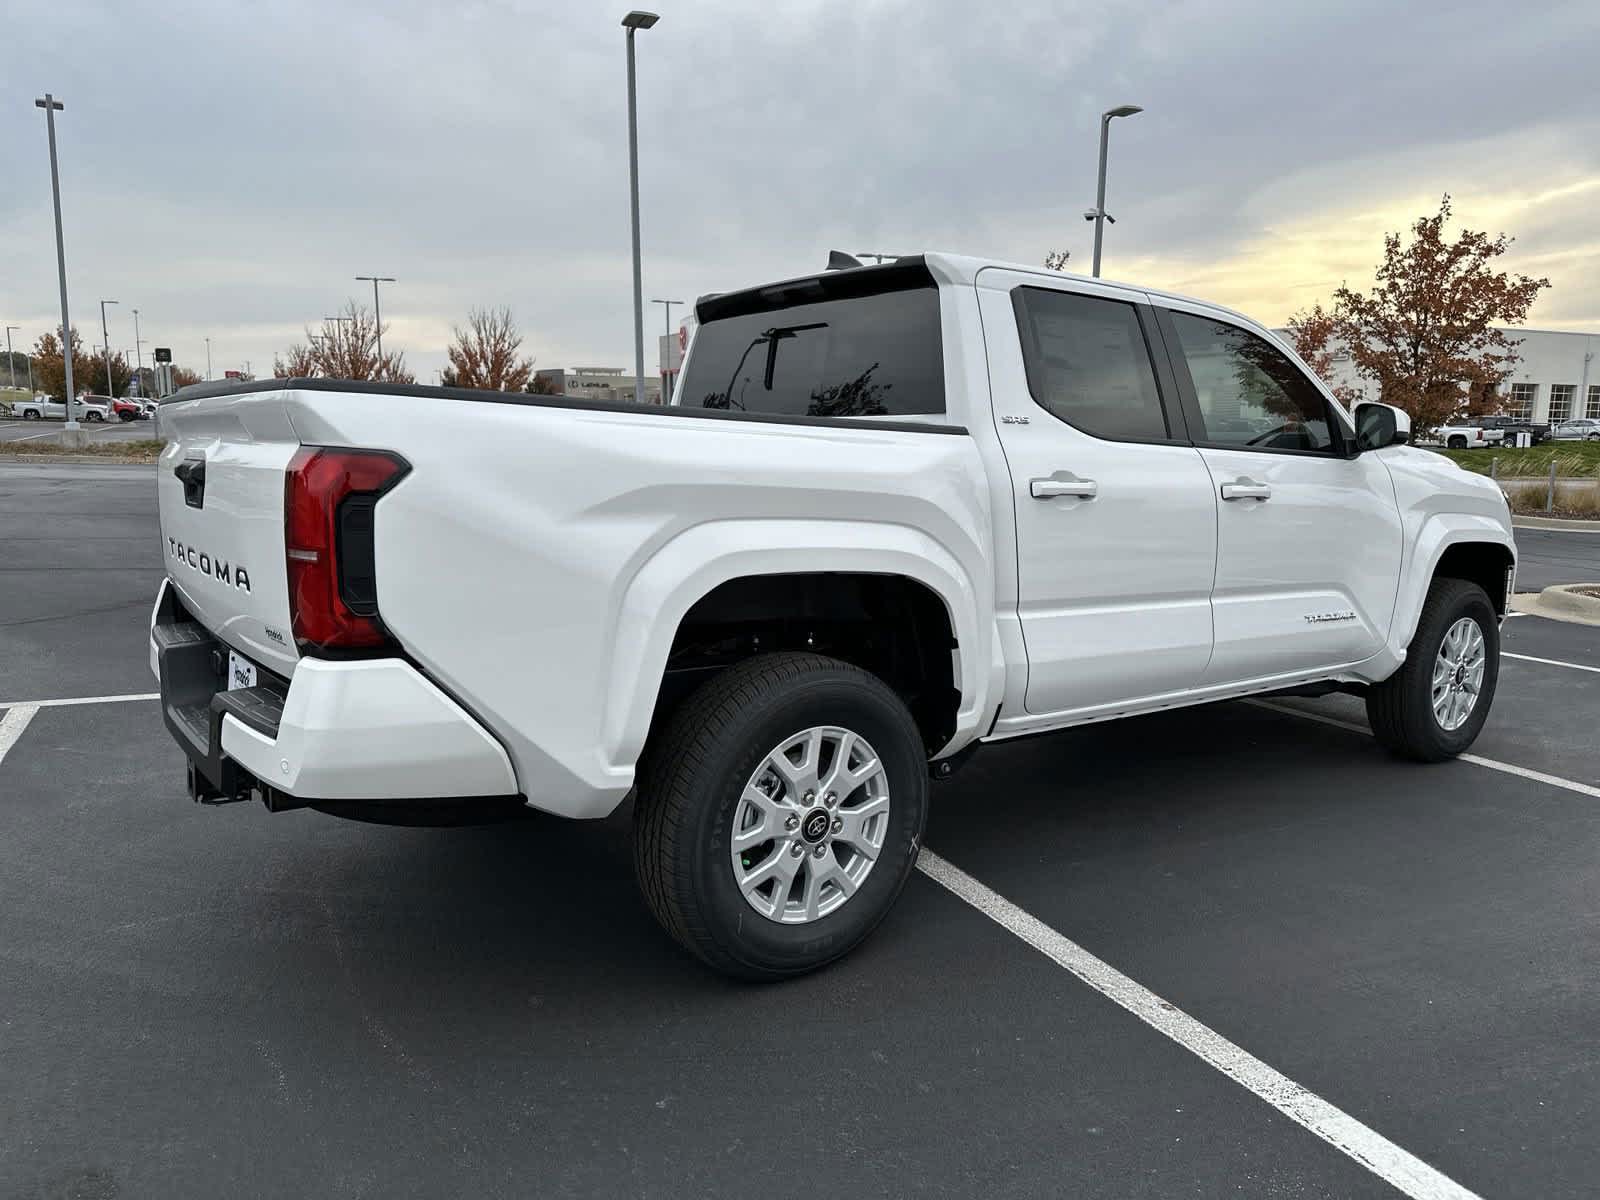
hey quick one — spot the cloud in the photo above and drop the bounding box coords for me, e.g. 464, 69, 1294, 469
2, 0, 1596, 382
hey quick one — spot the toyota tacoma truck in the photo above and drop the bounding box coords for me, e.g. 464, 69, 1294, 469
150, 253, 1515, 979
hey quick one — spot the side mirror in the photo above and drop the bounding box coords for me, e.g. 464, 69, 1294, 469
1354, 402, 1409, 452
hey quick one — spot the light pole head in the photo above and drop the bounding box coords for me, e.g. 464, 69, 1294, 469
622, 10, 659, 30
1104, 104, 1143, 120
34, 95, 64, 111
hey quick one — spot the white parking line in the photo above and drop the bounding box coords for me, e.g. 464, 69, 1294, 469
917, 850, 1482, 1200
1504, 651, 1600, 676
0, 691, 158, 710
0, 704, 41, 765
1248, 700, 1600, 801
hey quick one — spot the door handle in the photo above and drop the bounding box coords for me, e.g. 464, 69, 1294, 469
1220, 478, 1271, 501
1031, 476, 1098, 500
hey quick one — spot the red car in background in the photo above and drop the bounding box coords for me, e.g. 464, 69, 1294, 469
106, 397, 146, 422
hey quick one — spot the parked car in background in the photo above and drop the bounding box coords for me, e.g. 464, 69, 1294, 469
108, 397, 144, 422
15, 395, 111, 422
149, 251, 1516, 979
142, 400, 159, 418
1551, 418, 1600, 441
1424, 420, 1499, 450
1479, 415, 1548, 446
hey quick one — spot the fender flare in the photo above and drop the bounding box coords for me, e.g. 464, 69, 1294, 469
600, 517, 994, 774
1390, 513, 1515, 655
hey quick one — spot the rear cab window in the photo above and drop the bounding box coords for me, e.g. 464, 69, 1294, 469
679, 260, 944, 420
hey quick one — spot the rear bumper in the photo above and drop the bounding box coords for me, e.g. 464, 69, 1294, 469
150, 579, 519, 808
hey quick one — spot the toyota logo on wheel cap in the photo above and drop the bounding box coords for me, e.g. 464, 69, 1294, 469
801, 809, 831, 844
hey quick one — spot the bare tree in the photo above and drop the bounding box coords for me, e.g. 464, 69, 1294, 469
441, 306, 536, 392
275, 301, 413, 384
273, 344, 320, 379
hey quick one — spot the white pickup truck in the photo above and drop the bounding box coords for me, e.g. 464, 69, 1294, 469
151, 253, 1515, 978
16, 395, 112, 422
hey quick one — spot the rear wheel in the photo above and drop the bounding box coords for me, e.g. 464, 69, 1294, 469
22, 409, 38, 420
1366, 578, 1498, 761
87, 411, 104, 422
633, 652, 928, 980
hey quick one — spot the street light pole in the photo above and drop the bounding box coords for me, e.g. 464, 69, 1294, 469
623, 11, 659, 406
204, 336, 212, 380
651, 298, 681, 402
1088, 104, 1142, 278
99, 299, 118, 398
355, 275, 395, 367
131, 308, 144, 397
34, 93, 79, 429
4, 326, 17, 391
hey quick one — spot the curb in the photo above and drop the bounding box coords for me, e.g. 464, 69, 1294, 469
1541, 584, 1600, 621
1511, 586, 1600, 627
1512, 516, 1600, 532
0, 455, 158, 467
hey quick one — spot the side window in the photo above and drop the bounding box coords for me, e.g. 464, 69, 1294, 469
1166, 311, 1337, 453
1011, 288, 1169, 442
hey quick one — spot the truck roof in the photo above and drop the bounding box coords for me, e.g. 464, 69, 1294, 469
698, 251, 1278, 345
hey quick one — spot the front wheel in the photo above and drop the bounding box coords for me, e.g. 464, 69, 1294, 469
633, 652, 929, 980
1588, 433, 1600, 442
1447, 435, 1468, 449
1366, 578, 1499, 761
22, 409, 39, 420
87, 411, 104, 422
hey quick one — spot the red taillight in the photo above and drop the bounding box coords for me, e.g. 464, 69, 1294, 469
284, 446, 409, 655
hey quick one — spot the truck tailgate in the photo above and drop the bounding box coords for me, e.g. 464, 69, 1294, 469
156, 391, 301, 678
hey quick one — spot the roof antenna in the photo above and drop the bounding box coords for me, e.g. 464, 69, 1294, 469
827, 250, 863, 271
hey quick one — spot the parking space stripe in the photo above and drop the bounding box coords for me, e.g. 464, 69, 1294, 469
1248, 700, 1600, 801
1504, 651, 1600, 675
916, 850, 1483, 1200
0, 704, 40, 765
0, 691, 158, 710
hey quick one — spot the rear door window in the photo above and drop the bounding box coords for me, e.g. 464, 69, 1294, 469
1010, 287, 1171, 441
680, 264, 944, 418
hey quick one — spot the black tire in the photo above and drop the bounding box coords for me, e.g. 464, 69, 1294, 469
1366, 578, 1499, 762
1447, 435, 1468, 449
1588, 433, 1600, 442
22, 409, 39, 420
633, 652, 928, 981
88, 411, 104, 422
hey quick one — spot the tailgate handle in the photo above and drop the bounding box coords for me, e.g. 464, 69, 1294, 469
175, 458, 207, 509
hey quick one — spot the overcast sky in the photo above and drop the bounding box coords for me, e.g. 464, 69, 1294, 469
3, 0, 1597, 384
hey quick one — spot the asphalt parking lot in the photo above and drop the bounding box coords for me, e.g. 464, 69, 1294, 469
0, 414, 158, 445
3, 461, 1599, 1199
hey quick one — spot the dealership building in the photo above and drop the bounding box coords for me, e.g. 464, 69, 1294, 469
1293, 327, 1600, 423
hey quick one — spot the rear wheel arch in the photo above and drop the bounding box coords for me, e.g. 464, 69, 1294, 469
651, 571, 962, 759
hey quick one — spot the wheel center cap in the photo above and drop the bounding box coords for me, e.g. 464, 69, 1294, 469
800, 808, 831, 844
1454, 665, 1466, 686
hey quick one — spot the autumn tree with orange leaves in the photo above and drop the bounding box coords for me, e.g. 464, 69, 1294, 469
441, 307, 536, 392
1290, 195, 1549, 434
1283, 304, 1362, 408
